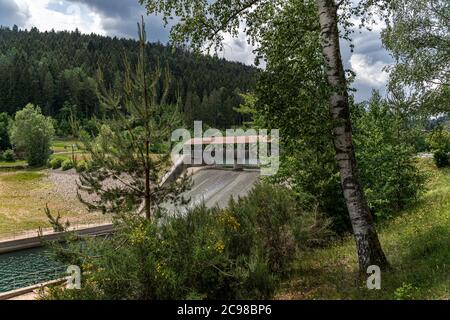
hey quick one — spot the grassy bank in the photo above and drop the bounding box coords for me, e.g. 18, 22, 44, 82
278, 159, 449, 300
0, 169, 107, 238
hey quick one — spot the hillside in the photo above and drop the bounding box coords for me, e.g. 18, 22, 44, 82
278, 159, 450, 300
0, 26, 257, 129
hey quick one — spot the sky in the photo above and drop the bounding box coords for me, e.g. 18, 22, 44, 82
0, 0, 393, 101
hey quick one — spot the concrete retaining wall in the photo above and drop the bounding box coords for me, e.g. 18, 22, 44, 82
0, 224, 114, 254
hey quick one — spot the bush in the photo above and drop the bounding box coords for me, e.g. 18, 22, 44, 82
225, 183, 332, 273
433, 150, 449, 168
50, 158, 63, 169
354, 92, 427, 218
427, 127, 450, 168
2, 149, 15, 162
43, 183, 331, 300
0, 112, 11, 151
8, 104, 54, 166
427, 127, 450, 151
76, 160, 88, 172
61, 159, 74, 171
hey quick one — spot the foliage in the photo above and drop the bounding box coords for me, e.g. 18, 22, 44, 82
354, 91, 427, 217
43, 183, 331, 300
75, 160, 89, 173
381, 0, 449, 114
426, 127, 450, 167
226, 183, 333, 273
44, 204, 70, 233
393, 283, 419, 300
277, 159, 450, 300
233, 93, 265, 129
427, 127, 450, 152
61, 159, 74, 171
0, 112, 10, 150
242, 0, 349, 232
433, 150, 449, 168
0, 27, 255, 129
2, 149, 15, 162
49, 157, 63, 170
8, 104, 55, 166
78, 21, 191, 218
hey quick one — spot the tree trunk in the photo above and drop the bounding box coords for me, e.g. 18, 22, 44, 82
145, 139, 151, 220
315, 0, 389, 272
140, 16, 152, 221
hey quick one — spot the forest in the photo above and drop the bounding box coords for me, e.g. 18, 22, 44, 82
0, 26, 256, 132
0, 0, 448, 302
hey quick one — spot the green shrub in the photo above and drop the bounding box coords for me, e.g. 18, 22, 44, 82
8, 104, 54, 166
394, 283, 418, 300
427, 127, 450, 168
354, 92, 427, 218
0, 112, 11, 151
433, 150, 449, 168
43, 183, 331, 300
76, 160, 88, 172
50, 158, 63, 169
426, 127, 450, 151
61, 159, 74, 171
2, 149, 15, 162
226, 183, 332, 273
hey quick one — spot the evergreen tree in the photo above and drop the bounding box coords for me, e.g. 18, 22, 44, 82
0, 112, 11, 151
0, 26, 255, 128
354, 91, 426, 216
78, 19, 191, 219
139, 0, 391, 271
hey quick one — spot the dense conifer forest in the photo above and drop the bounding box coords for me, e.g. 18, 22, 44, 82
0, 26, 256, 131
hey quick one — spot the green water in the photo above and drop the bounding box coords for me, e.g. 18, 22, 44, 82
0, 247, 66, 293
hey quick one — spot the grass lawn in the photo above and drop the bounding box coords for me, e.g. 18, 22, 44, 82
0, 169, 107, 238
51, 138, 84, 153
278, 158, 449, 300
49, 152, 90, 163
0, 160, 27, 168
50, 138, 89, 163
0, 138, 83, 168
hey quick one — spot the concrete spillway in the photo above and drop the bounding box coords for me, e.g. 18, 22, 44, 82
163, 168, 260, 214
185, 168, 260, 209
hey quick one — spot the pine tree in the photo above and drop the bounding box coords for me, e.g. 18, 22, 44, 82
78, 18, 191, 219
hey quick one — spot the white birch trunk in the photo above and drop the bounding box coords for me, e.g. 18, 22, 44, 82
316, 0, 389, 272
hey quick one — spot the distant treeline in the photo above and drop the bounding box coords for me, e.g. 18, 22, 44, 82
0, 26, 256, 131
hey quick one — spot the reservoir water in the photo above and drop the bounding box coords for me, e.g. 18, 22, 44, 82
0, 247, 66, 293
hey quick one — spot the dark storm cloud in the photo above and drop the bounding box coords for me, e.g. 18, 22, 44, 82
67, 0, 137, 18
0, 0, 29, 28
67, 0, 171, 41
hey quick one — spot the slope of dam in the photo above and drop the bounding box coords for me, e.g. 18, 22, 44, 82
170, 168, 261, 213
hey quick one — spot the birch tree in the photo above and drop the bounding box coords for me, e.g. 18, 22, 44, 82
139, 0, 391, 271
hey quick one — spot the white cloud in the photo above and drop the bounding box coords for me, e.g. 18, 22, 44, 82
14, 0, 105, 35
350, 53, 390, 88
221, 31, 257, 66
3, 0, 392, 102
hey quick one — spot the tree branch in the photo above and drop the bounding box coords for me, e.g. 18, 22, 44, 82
208, 0, 264, 41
